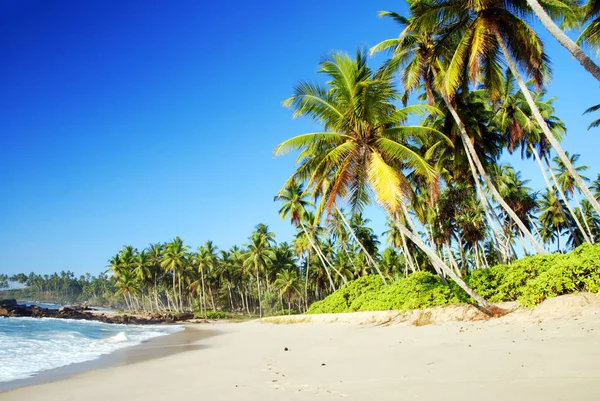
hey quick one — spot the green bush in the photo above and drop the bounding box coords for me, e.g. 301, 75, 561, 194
468, 243, 600, 307
194, 311, 229, 319
307, 243, 600, 314
307, 272, 469, 314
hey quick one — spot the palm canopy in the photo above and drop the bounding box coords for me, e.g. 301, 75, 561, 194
274, 49, 447, 215
407, 0, 551, 99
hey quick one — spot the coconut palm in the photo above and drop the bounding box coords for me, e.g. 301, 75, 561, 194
372, 10, 546, 255
274, 269, 302, 314
243, 232, 275, 317
275, 181, 340, 302
419, 0, 600, 217
275, 49, 493, 312
161, 237, 189, 312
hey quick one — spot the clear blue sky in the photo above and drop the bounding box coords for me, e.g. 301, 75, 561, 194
1, 0, 598, 276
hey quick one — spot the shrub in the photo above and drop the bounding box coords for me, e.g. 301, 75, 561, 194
307, 272, 469, 314
307, 243, 600, 314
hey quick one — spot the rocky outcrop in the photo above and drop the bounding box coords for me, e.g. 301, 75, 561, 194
0, 299, 198, 325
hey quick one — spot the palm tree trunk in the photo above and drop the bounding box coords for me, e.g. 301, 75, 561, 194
200, 267, 207, 315
573, 191, 595, 242
453, 112, 546, 254
391, 216, 493, 313
538, 149, 592, 244
171, 269, 178, 312
256, 271, 262, 318
400, 229, 417, 273
336, 207, 387, 284
400, 203, 447, 282
208, 286, 216, 311
494, 29, 600, 218
531, 145, 590, 244
525, 0, 600, 82
304, 251, 310, 311
300, 221, 337, 291
445, 240, 461, 277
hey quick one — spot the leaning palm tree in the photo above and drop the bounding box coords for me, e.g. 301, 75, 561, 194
517, 0, 600, 82
413, 0, 600, 217
275, 181, 341, 301
275, 50, 493, 312
372, 10, 547, 255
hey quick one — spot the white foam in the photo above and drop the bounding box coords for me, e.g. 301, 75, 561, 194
0, 317, 183, 383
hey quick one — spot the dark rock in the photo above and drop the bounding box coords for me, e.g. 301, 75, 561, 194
0, 299, 17, 307
175, 312, 194, 321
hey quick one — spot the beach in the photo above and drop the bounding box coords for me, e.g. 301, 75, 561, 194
3, 294, 600, 401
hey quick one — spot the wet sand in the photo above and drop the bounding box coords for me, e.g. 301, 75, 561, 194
0, 325, 218, 392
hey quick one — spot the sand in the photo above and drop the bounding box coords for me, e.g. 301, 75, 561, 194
3, 293, 600, 401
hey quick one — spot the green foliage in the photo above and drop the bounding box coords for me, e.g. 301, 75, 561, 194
308, 244, 600, 314
307, 272, 470, 314
468, 243, 600, 307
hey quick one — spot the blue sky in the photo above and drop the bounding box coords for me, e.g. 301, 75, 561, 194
1, 0, 598, 276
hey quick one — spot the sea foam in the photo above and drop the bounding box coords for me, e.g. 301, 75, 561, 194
0, 317, 182, 383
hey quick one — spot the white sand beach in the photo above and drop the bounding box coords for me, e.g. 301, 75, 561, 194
3, 293, 600, 401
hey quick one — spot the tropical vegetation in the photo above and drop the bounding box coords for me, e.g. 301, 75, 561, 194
5, 1, 600, 317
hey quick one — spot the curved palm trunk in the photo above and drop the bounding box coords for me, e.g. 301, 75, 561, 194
400, 230, 417, 274
525, 0, 600, 82
449, 102, 546, 254
534, 147, 591, 244
573, 191, 595, 242
400, 203, 447, 284
391, 216, 493, 314
300, 221, 337, 291
336, 207, 387, 285
462, 145, 509, 262
494, 30, 600, 218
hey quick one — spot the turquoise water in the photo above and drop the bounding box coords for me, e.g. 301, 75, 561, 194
0, 316, 182, 383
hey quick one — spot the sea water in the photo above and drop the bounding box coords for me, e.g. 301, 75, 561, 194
0, 316, 182, 383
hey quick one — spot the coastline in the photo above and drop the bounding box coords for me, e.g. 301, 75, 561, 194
0, 324, 218, 393
2, 294, 600, 401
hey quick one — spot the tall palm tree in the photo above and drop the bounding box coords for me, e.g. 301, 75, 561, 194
275, 49, 493, 312
161, 237, 189, 312
243, 232, 275, 317
275, 181, 340, 302
420, 0, 600, 217
274, 269, 302, 314
372, 10, 547, 255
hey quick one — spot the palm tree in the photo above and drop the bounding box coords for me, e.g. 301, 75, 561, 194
243, 232, 275, 317
538, 189, 568, 251
274, 269, 302, 314
578, 1, 600, 53
520, 0, 600, 82
132, 250, 152, 311
275, 181, 339, 303
372, 10, 546, 255
275, 49, 493, 312
195, 241, 218, 314
161, 237, 189, 312
425, 0, 600, 217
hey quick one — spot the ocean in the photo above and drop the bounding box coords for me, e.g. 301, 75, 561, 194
0, 308, 182, 384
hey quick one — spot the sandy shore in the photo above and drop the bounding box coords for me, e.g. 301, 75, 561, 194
3, 293, 600, 400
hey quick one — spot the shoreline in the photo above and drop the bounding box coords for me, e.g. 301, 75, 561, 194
0, 324, 219, 393
2, 294, 600, 400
